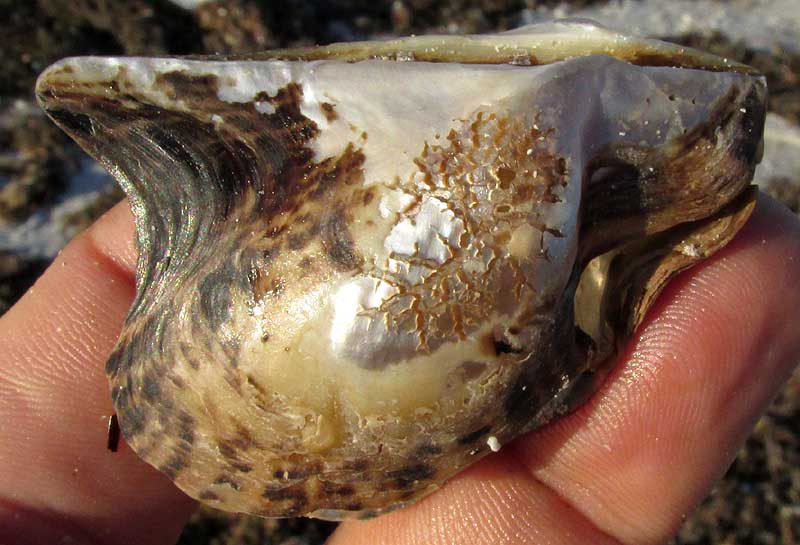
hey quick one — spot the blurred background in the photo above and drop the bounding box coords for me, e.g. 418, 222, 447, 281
1, 1, 798, 543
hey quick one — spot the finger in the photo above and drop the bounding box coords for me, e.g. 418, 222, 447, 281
330, 194, 800, 545
0, 202, 196, 545
331, 455, 622, 545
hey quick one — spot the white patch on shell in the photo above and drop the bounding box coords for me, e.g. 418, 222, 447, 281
487, 436, 502, 452
384, 196, 465, 263
378, 189, 417, 219
254, 101, 275, 114
508, 223, 541, 259
329, 277, 399, 353
214, 61, 297, 102
678, 241, 703, 257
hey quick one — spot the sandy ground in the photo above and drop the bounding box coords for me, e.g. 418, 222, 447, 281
0, 1, 798, 544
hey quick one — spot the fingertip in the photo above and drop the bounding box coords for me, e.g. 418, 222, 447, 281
84, 200, 138, 279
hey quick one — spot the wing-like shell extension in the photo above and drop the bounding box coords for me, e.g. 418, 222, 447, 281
36, 20, 765, 519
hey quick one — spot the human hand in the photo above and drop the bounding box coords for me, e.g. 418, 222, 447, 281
1, 194, 799, 545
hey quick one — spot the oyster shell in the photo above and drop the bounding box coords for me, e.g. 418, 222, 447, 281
36, 20, 765, 520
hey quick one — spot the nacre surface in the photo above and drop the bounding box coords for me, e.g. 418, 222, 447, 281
36, 20, 766, 519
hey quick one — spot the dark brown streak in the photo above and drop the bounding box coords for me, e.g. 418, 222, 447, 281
106, 414, 120, 452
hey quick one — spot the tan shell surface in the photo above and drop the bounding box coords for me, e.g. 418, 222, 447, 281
36, 21, 766, 519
